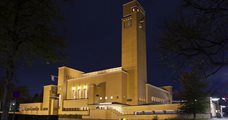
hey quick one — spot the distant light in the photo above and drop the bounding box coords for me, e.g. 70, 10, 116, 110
221, 105, 226, 108
105, 97, 108, 100
222, 98, 226, 101
72, 87, 76, 91
78, 86, 81, 90
99, 102, 112, 105
84, 85, 87, 89
110, 96, 113, 99
212, 98, 220, 101
99, 97, 102, 100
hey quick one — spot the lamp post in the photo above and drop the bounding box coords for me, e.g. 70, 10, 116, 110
12, 99, 16, 120
193, 99, 197, 119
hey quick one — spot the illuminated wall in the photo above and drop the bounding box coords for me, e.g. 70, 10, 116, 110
57, 67, 128, 115
122, 0, 147, 105
146, 84, 172, 104
19, 85, 58, 115
18, 0, 175, 119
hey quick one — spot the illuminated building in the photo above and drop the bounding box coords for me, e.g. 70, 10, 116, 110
19, 1, 179, 119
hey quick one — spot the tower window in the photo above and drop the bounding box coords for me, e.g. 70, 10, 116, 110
131, 6, 138, 12
139, 20, 145, 31
124, 19, 132, 28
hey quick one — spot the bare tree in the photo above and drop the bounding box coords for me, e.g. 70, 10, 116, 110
0, 0, 65, 120
160, 0, 228, 77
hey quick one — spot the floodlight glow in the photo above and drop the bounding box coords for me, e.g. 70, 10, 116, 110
99, 102, 112, 105
83, 85, 87, 89
211, 98, 220, 101
78, 86, 81, 90
221, 105, 226, 108
72, 87, 76, 91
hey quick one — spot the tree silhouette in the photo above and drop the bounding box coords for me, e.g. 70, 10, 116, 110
160, 0, 228, 77
178, 71, 208, 119
0, 0, 65, 120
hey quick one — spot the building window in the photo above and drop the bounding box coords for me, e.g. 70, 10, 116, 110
124, 17, 132, 28
81, 88, 84, 98
72, 87, 76, 99
69, 85, 87, 99
72, 87, 76, 91
127, 99, 132, 101
132, 6, 138, 12
78, 86, 81, 98
84, 85, 88, 99
139, 19, 145, 31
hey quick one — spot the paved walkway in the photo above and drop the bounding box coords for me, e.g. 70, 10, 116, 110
210, 118, 228, 120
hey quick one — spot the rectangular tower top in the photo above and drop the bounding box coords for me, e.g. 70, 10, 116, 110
123, 0, 145, 17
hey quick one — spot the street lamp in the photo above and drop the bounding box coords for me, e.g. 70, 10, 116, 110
12, 99, 16, 120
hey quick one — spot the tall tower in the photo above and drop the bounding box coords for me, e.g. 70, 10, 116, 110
122, 0, 147, 105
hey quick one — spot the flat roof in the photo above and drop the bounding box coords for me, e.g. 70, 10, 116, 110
67, 67, 127, 81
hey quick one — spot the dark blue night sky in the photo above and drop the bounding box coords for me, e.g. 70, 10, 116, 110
15, 0, 228, 97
